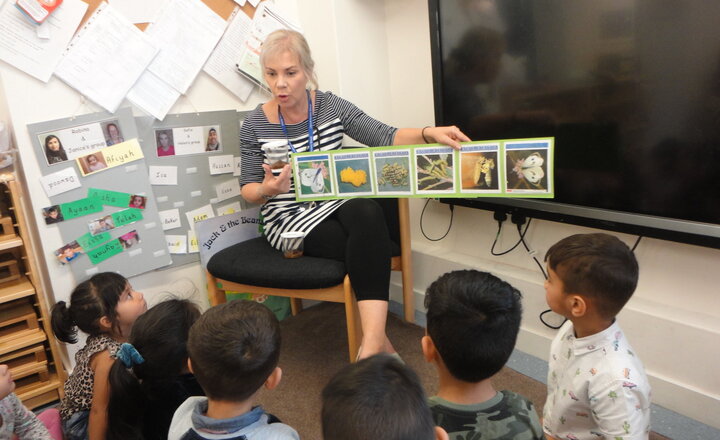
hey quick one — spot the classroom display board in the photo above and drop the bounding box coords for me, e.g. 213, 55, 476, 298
27, 108, 173, 279
290, 138, 554, 201
135, 110, 247, 267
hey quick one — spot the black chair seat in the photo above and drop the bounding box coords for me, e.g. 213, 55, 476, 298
207, 236, 401, 290
207, 237, 346, 289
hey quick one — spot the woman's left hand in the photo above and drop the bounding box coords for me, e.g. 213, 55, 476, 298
425, 126, 471, 150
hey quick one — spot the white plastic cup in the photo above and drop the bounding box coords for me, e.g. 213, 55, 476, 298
280, 231, 306, 259
261, 140, 290, 169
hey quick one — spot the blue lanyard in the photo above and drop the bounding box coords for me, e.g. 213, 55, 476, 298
277, 90, 314, 153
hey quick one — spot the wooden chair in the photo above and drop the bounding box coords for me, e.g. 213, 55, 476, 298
206, 198, 414, 362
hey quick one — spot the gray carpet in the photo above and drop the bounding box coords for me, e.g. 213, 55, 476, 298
257, 302, 668, 439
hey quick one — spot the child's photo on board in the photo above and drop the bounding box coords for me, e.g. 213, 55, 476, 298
55, 241, 83, 265
43, 205, 64, 224
89, 215, 115, 236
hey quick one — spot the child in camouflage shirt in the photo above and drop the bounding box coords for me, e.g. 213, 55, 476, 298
422, 270, 543, 440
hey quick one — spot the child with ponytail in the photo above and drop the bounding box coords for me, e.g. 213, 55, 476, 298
50, 272, 147, 440
107, 298, 204, 440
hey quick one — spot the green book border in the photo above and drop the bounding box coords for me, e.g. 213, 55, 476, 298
290, 137, 554, 201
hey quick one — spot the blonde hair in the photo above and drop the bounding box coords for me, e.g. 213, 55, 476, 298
260, 29, 319, 90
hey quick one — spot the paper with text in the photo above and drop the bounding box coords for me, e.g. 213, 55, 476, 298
215, 178, 241, 202
187, 229, 199, 253
143, 0, 227, 94
236, 2, 300, 89
203, 8, 254, 101
127, 70, 181, 120
159, 208, 181, 231
41, 167, 82, 197
166, 234, 187, 254
208, 155, 234, 175
109, 0, 169, 24
185, 204, 215, 233
0, 0, 87, 82
216, 201, 241, 216
149, 165, 178, 185
54, 3, 159, 112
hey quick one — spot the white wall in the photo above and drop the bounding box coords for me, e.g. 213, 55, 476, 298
1, 0, 718, 428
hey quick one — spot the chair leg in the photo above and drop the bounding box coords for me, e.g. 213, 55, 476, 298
397, 198, 415, 323
290, 298, 303, 316
206, 271, 226, 306
343, 276, 362, 362
401, 265, 414, 323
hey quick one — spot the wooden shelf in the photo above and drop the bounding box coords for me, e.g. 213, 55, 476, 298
0, 276, 35, 304
15, 372, 62, 410
0, 235, 22, 251
0, 179, 67, 410
0, 300, 39, 337
0, 328, 46, 356
0, 343, 47, 365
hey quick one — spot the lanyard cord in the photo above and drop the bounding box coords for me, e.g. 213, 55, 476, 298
277, 90, 314, 153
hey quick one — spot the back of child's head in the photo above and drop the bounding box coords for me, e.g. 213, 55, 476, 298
322, 354, 437, 440
424, 270, 522, 383
107, 298, 201, 440
50, 272, 128, 344
545, 233, 639, 318
187, 299, 280, 402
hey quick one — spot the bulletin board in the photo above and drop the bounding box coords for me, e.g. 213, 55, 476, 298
26, 107, 173, 279
135, 110, 248, 267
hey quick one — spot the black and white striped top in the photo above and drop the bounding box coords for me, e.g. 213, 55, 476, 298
240, 91, 398, 250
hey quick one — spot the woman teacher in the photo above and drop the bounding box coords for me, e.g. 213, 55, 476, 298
240, 30, 469, 360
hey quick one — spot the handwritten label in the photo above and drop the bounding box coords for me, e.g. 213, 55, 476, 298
165, 234, 187, 254
185, 204, 215, 233
111, 208, 143, 227
102, 139, 144, 166
87, 239, 124, 264
159, 209, 181, 231
214, 178, 240, 203
76, 140, 145, 176
188, 230, 199, 253
148, 165, 178, 185
208, 155, 234, 175
60, 198, 103, 220
88, 188, 132, 208
41, 167, 81, 197
216, 201, 241, 216
76, 232, 111, 250
233, 156, 241, 176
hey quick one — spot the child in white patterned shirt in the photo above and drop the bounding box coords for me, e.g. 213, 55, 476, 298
542, 233, 651, 440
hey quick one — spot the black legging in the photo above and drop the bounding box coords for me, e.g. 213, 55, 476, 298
304, 199, 392, 301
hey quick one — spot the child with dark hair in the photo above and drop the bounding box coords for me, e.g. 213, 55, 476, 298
50, 272, 147, 440
423, 270, 543, 439
168, 300, 298, 440
322, 353, 448, 440
543, 233, 650, 439
107, 299, 203, 440
44, 134, 68, 164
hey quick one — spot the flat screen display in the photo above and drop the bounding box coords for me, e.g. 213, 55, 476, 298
429, 0, 720, 246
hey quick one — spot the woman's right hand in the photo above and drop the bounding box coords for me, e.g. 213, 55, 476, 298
261, 163, 292, 196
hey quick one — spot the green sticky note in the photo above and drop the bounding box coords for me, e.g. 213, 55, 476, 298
111, 208, 143, 227
88, 188, 133, 208
76, 232, 111, 251
59, 198, 103, 220
87, 239, 124, 264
